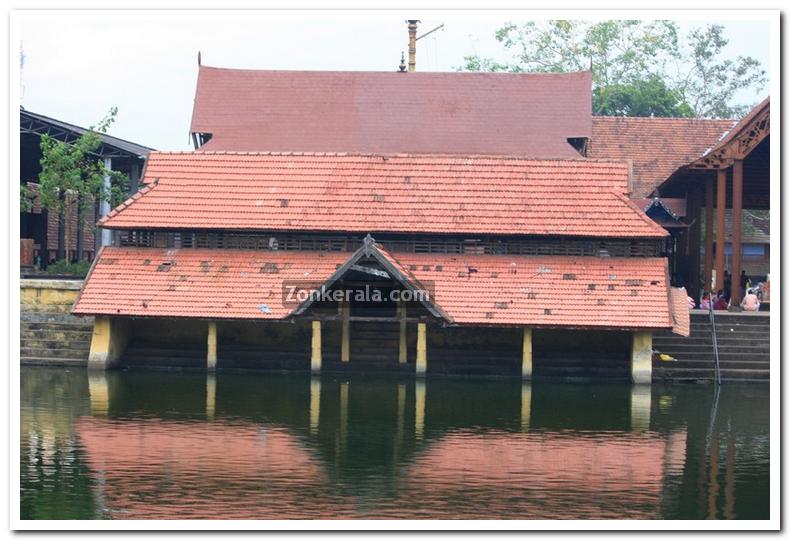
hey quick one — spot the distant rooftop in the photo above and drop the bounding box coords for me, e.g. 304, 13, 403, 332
189, 65, 592, 158
20, 107, 154, 159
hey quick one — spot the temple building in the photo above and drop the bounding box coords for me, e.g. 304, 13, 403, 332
71, 64, 732, 381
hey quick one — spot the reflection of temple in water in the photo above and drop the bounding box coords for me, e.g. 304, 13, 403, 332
18, 367, 768, 520
70, 372, 721, 520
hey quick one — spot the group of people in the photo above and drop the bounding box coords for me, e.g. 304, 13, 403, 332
698, 270, 765, 312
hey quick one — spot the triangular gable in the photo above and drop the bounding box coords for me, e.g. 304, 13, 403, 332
644, 197, 683, 223
291, 235, 452, 323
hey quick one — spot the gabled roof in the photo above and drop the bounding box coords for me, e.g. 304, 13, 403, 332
20, 108, 153, 159
73, 245, 672, 330
589, 116, 735, 198
190, 66, 592, 158
100, 152, 667, 239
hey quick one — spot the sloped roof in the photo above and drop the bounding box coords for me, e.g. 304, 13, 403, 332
589, 116, 735, 198
74, 246, 672, 330
190, 66, 592, 158
100, 152, 667, 238
20, 108, 153, 158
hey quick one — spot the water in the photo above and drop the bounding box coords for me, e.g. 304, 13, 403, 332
20, 367, 770, 520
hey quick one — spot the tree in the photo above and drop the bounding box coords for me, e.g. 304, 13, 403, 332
461, 21, 766, 118
28, 108, 129, 262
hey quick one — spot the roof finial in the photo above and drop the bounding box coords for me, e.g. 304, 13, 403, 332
398, 52, 407, 72
198, 51, 202, 66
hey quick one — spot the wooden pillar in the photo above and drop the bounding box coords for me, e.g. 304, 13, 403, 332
730, 159, 744, 306
715, 169, 727, 291
521, 328, 533, 379
88, 316, 130, 371
207, 321, 218, 372
686, 187, 703, 304
631, 331, 652, 384
703, 175, 715, 294
416, 322, 427, 376
398, 300, 408, 364
340, 300, 350, 363
311, 321, 322, 373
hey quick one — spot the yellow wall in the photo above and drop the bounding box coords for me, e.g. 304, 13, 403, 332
20, 279, 82, 313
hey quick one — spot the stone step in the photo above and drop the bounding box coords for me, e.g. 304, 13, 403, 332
654, 367, 770, 381
21, 342, 89, 352
20, 356, 88, 367
20, 347, 91, 359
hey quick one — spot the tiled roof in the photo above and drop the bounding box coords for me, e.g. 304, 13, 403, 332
190, 66, 592, 158
74, 246, 672, 330
73, 247, 350, 319
397, 252, 672, 329
589, 116, 735, 198
101, 152, 667, 238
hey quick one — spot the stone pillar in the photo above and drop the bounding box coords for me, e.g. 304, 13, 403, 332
416, 322, 427, 376
207, 321, 218, 372
631, 331, 653, 384
730, 159, 744, 306
630, 384, 652, 431
87, 316, 130, 370
703, 175, 715, 294
341, 301, 350, 363
311, 320, 322, 374
521, 327, 533, 379
398, 300, 408, 364
715, 168, 727, 291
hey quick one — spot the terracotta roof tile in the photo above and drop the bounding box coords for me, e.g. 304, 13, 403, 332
72, 247, 349, 319
397, 252, 672, 329
589, 116, 735, 198
190, 66, 592, 158
101, 152, 667, 238
74, 246, 672, 329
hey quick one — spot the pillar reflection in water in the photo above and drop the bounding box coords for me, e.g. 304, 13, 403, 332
520, 383, 532, 432
206, 375, 217, 420
88, 373, 109, 417
339, 381, 349, 452
415, 380, 426, 440
309, 376, 321, 435
630, 384, 652, 431
395, 383, 406, 461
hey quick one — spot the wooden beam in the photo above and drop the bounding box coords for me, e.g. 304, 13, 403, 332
703, 175, 715, 294
730, 159, 744, 306
715, 169, 727, 291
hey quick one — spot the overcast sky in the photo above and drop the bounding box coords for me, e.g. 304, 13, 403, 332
18, 14, 770, 151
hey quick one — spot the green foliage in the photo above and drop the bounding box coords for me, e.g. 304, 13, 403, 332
44, 259, 92, 277
29, 107, 130, 230
461, 21, 766, 118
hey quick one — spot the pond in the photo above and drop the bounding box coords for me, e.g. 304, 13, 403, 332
20, 367, 770, 520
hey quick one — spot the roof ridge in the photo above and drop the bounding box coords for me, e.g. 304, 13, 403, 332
199, 64, 592, 77
593, 115, 737, 123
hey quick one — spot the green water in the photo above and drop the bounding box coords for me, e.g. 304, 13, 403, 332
20, 366, 770, 520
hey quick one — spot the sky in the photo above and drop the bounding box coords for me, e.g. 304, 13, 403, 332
18, 14, 771, 151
